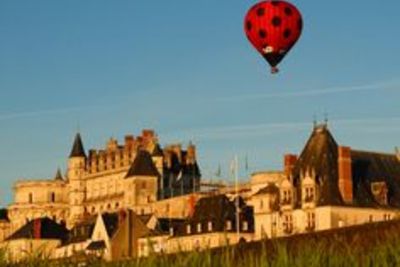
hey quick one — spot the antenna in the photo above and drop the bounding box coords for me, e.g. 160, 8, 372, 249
313, 114, 317, 128
324, 112, 329, 126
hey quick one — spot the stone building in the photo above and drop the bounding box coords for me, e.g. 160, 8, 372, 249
3, 129, 201, 237
138, 194, 255, 257
251, 123, 400, 240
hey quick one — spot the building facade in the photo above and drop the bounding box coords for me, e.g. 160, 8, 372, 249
3, 129, 201, 237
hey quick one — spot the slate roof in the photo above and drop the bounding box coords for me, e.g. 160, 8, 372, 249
351, 150, 400, 208
254, 183, 280, 196
291, 124, 400, 208
125, 150, 160, 178
69, 133, 86, 158
54, 168, 63, 181
174, 195, 254, 236
86, 240, 106, 250
152, 144, 164, 157
6, 217, 69, 241
292, 125, 343, 207
62, 216, 96, 245
102, 213, 120, 238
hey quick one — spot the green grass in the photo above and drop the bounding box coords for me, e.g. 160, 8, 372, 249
3, 220, 400, 267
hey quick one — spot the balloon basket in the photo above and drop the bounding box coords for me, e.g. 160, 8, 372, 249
271, 67, 279, 74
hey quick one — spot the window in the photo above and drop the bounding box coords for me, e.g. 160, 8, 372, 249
369, 215, 373, 222
28, 193, 33, 204
283, 214, 293, 234
259, 200, 264, 210
50, 192, 56, 203
306, 212, 316, 231
282, 190, 292, 205
242, 221, 249, 231
197, 223, 202, 233
186, 225, 191, 234
208, 222, 213, 232
226, 220, 232, 231
304, 187, 315, 202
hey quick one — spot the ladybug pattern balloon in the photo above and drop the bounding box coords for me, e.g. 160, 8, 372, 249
244, 0, 303, 74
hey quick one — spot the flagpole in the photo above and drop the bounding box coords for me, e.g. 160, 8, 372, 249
235, 155, 240, 240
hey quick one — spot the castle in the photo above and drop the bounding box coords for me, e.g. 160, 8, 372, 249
1, 123, 400, 262
3, 129, 201, 236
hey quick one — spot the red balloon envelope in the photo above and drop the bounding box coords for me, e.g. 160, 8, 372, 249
244, 0, 303, 74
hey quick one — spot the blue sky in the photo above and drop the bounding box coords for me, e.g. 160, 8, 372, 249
0, 1, 399, 204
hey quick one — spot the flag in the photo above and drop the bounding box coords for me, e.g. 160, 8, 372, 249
245, 155, 249, 171
215, 164, 221, 177
230, 159, 236, 176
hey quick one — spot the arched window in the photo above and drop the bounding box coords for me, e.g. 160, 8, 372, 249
50, 192, 56, 203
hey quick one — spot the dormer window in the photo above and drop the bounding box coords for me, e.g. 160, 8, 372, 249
371, 182, 388, 205
304, 187, 315, 202
281, 189, 292, 205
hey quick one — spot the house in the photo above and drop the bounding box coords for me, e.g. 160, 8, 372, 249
138, 194, 254, 257
0, 217, 68, 262
251, 123, 400, 239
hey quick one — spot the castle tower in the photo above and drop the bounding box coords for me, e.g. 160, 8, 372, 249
67, 133, 87, 226
124, 150, 160, 213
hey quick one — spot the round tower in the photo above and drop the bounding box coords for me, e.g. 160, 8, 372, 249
67, 133, 87, 227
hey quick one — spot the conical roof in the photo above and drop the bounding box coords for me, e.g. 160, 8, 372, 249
69, 133, 86, 158
54, 168, 63, 181
292, 124, 343, 206
125, 150, 160, 178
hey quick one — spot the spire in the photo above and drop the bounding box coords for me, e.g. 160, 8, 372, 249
54, 168, 63, 181
69, 133, 86, 158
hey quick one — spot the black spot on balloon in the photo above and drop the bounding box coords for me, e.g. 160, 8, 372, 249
272, 16, 282, 27
246, 21, 252, 31
256, 7, 265, 16
271, 1, 280, 6
298, 19, 303, 31
284, 7, 292, 16
283, 28, 291, 39
259, 29, 267, 38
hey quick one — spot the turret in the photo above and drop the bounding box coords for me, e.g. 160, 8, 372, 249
68, 133, 86, 180
67, 133, 87, 227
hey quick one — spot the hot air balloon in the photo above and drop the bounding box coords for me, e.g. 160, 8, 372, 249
244, 0, 303, 74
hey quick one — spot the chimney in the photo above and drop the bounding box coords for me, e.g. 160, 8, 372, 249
33, 219, 41, 239
284, 154, 297, 177
186, 143, 196, 164
338, 146, 353, 204
124, 135, 135, 149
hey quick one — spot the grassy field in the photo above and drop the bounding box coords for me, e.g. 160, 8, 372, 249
3, 220, 400, 267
